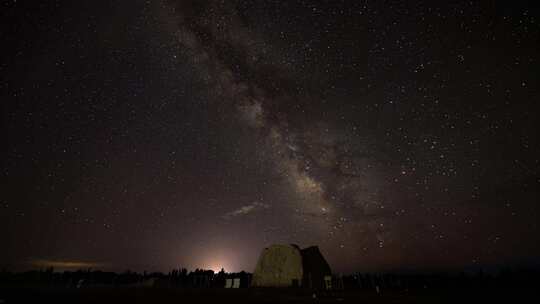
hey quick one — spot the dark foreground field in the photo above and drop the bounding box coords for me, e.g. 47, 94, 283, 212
0, 286, 537, 304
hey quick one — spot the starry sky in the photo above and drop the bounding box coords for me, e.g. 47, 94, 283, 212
2, 1, 539, 274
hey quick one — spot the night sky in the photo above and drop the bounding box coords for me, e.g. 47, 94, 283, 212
2, 1, 539, 274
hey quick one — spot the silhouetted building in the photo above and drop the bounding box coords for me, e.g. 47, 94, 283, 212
301, 246, 332, 289
251, 244, 331, 289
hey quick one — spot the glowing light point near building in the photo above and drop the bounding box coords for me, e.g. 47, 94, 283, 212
202, 259, 230, 273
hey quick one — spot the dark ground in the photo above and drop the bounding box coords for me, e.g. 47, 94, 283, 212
0, 286, 538, 304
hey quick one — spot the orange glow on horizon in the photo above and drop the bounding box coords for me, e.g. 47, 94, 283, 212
29, 259, 104, 269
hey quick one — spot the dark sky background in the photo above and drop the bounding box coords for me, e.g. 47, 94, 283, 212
2, 1, 539, 274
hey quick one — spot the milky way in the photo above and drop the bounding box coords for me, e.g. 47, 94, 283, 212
162, 0, 394, 257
